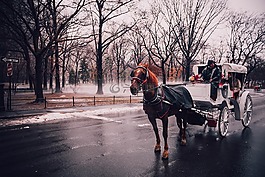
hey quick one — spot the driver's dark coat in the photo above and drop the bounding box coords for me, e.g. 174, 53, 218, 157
201, 65, 221, 100
201, 66, 221, 83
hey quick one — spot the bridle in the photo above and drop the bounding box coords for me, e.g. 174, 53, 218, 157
130, 66, 149, 86
130, 65, 164, 105
130, 66, 160, 92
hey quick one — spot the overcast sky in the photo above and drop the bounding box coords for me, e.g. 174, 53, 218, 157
209, 0, 264, 46
227, 0, 265, 13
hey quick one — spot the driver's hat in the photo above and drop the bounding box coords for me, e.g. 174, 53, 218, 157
207, 60, 215, 66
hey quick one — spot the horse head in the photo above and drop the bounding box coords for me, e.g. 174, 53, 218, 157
130, 63, 150, 95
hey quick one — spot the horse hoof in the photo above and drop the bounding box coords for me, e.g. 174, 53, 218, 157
162, 151, 169, 160
180, 139, 187, 146
162, 156, 168, 160
154, 145, 161, 153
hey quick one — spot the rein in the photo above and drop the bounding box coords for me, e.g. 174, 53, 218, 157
131, 76, 148, 86
143, 85, 160, 92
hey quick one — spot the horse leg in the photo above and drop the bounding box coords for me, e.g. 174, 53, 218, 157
176, 115, 182, 142
148, 115, 161, 153
161, 117, 169, 160
175, 112, 182, 141
180, 111, 187, 146
176, 111, 187, 146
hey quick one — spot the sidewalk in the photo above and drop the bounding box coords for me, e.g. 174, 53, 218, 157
0, 109, 48, 119
0, 103, 143, 120
0, 86, 142, 119
0, 95, 144, 119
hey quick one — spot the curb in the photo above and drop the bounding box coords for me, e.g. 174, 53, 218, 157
0, 103, 142, 119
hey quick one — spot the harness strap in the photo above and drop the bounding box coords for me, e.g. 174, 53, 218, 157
157, 106, 171, 119
143, 88, 160, 105
162, 100, 173, 105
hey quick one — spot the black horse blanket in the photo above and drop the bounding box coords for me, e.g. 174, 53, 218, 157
162, 85, 193, 109
143, 85, 205, 124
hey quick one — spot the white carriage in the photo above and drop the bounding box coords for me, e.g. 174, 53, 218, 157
185, 63, 253, 137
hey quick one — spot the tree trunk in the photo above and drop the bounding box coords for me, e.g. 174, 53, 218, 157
49, 54, 54, 90
117, 61, 120, 85
96, 53, 103, 94
55, 41, 61, 93
75, 61, 78, 86
25, 53, 34, 90
96, 23, 103, 94
43, 56, 48, 90
162, 61, 166, 84
185, 58, 191, 81
35, 56, 44, 102
62, 57, 65, 88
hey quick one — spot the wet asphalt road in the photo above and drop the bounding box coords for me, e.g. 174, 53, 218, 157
0, 92, 265, 177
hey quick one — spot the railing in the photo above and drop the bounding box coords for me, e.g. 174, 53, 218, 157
10, 95, 142, 111
44, 95, 140, 108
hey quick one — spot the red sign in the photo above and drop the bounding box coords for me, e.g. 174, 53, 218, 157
7, 62, 13, 76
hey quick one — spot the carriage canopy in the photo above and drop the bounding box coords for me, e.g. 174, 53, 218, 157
192, 63, 247, 76
221, 63, 247, 74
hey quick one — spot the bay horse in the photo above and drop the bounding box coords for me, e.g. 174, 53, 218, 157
130, 63, 194, 160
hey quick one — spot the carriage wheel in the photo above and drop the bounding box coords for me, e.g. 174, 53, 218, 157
241, 95, 253, 127
218, 106, 229, 137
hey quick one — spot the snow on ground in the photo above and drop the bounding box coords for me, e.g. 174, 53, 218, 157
62, 83, 134, 96
0, 104, 143, 127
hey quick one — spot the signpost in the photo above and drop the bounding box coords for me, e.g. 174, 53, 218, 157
7, 62, 13, 77
1, 57, 19, 110
2, 57, 19, 63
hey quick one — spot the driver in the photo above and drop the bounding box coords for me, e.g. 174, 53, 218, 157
201, 59, 221, 101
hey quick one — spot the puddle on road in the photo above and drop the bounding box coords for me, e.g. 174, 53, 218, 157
103, 109, 144, 118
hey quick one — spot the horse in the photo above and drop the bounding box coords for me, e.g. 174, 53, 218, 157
130, 63, 194, 160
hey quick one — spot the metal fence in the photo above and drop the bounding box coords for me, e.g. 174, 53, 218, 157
9, 95, 142, 111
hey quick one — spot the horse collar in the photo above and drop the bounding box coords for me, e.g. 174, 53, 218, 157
143, 87, 162, 105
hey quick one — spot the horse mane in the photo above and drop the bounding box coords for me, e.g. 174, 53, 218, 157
138, 63, 159, 86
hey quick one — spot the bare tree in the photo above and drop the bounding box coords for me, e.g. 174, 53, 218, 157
208, 41, 226, 63
109, 37, 129, 85
127, 26, 149, 66
141, 3, 178, 84
46, 0, 86, 93
60, 38, 76, 88
88, 0, 136, 94
162, 0, 227, 80
227, 12, 265, 73
0, 0, 87, 102
0, 1, 35, 89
